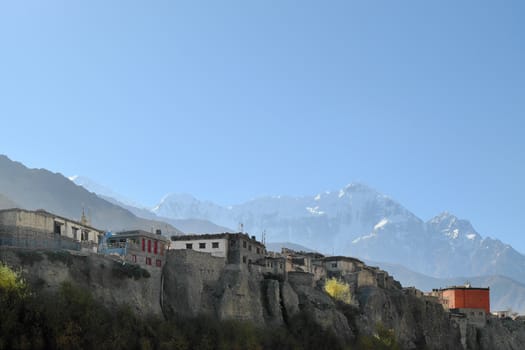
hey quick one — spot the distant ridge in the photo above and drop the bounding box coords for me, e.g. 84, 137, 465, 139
0, 155, 181, 234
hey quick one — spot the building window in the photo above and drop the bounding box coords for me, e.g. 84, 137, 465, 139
156, 259, 162, 267
146, 257, 152, 265
242, 256, 247, 264
142, 238, 145, 251
248, 259, 252, 264
54, 221, 62, 234
331, 263, 337, 268
148, 240, 152, 253
72, 227, 79, 240
280, 263, 283, 269
212, 242, 219, 249
132, 255, 137, 263
248, 245, 252, 251
230, 240, 236, 247
186, 243, 193, 249
199, 242, 206, 249
243, 241, 247, 248
256, 247, 260, 254
154, 241, 158, 254
81, 230, 89, 241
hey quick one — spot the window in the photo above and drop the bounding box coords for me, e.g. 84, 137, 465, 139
248, 245, 252, 251
148, 240, 152, 253
142, 238, 145, 251
186, 243, 193, 249
256, 247, 260, 254
212, 242, 219, 249
146, 257, 152, 265
331, 263, 337, 268
242, 256, 247, 264
156, 259, 162, 267
81, 230, 89, 241
54, 221, 62, 234
132, 255, 137, 263
280, 263, 283, 269
154, 241, 158, 254
199, 242, 206, 249
72, 227, 79, 240
243, 241, 247, 248
248, 259, 252, 264
230, 240, 236, 247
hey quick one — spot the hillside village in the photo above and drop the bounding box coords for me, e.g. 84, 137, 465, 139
1, 207, 525, 349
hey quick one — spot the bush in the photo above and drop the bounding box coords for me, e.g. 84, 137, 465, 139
324, 277, 352, 304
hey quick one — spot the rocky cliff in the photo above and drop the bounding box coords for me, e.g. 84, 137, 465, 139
3, 246, 525, 349
0, 247, 162, 316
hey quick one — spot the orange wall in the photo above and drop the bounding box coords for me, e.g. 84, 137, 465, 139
442, 289, 490, 313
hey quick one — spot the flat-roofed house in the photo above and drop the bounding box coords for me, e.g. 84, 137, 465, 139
99, 230, 170, 268
170, 232, 266, 265
0, 208, 103, 250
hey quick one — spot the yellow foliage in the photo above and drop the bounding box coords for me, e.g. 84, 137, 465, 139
324, 277, 352, 304
0, 262, 26, 293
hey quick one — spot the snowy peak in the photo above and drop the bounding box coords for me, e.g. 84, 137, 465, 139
428, 212, 480, 241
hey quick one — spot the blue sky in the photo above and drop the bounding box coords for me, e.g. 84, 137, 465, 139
1, 1, 524, 251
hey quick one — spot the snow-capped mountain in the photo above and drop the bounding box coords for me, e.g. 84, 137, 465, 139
153, 183, 525, 285
69, 175, 144, 209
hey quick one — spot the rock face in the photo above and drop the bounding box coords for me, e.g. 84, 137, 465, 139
161, 249, 463, 349
162, 249, 353, 339
5, 245, 525, 349
355, 287, 462, 350
466, 318, 525, 350
0, 247, 163, 316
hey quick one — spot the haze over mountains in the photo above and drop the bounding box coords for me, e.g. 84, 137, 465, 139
2, 154, 525, 312
0, 155, 181, 234
152, 185, 525, 282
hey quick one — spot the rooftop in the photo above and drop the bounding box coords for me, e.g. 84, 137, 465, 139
170, 232, 265, 245
115, 230, 170, 242
0, 207, 103, 233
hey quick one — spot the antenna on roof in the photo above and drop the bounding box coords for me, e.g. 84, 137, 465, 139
262, 230, 266, 245
81, 207, 88, 226
239, 223, 244, 233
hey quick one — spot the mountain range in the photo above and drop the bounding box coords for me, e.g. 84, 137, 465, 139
152, 184, 525, 285
2, 153, 525, 312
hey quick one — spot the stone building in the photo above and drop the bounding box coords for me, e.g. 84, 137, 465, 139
0, 208, 103, 251
98, 230, 170, 268
170, 232, 266, 265
315, 256, 365, 277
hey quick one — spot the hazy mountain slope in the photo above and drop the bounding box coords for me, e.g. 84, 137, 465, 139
153, 183, 525, 287
69, 177, 233, 234
0, 155, 181, 234
0, 193, 19, 210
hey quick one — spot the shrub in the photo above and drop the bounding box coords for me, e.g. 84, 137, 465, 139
324, 277, 352, 304
0, 262, 26, 295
